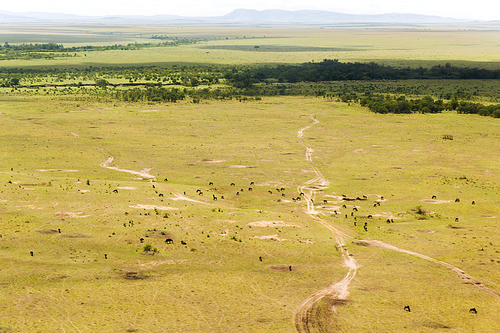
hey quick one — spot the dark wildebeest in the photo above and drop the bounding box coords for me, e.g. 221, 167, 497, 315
300, 192, 305, 196
221, 196, 224, 199
342, 205, 347, 209
455, 217, 459, 222
268, 190, 272, 194
367, 215, 373, 218
104, 254, 107, 259
472, 201, 475, 205
387, 219, 391, 223
259, 256, 262, 262
181, 241, 187, 245
469, 308, 477, 314
455, 198, 460, 202
213, 195, 217, 201
323, 199, 327, 204
282, 193, 285, 197
113, 189, 118, 193
209, 182, 213, 185
248, 187, 252, 191
432, 195, 437, 199
198, 192, 203, 196
140, 238, 144, 243
58, 228, 61, 233
230, 183, 235, 186
165, 238, 173, 244
152, 185, 155, 188
280, 188, 285, 191
30, 251, 34, 256
353, 207, 358, 211
159, 193, 163, 197
364, 226, 368, 231
289, 266, 292, 271
240, 188, 244, 192
404, 305, 411, 312
250, 181, 255, 185
236, 192, 239, 195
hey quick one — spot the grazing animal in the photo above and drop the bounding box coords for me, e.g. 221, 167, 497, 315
472, 201, 475, 205
323, 200, 328, 204
362, 195, 367, 199
268, 190, 273, 194
250, 182, 255, 185
140, 238, 144, 243
164, 178, 168, 181
300, 192, 305, 196
213, 195, 217, 201
248, 187, 252, 191
230, 183, 235, 186
432, 195, 437, 199
30, 251, 33, 256
353, 207, 358, 211
404, 305, 411, 312
455, 217, 459, 222
181, 241, 187, 245
387, 219, 391, 223
198, 192, 203, 195
367, 215, 373, 218
469, 308, 477, 314
184, 191, 186, 195
159, 193, 163, 197
342, 205, 347, 209
240, 188, 244, 192
236, 192, 239, 195
113, 189, 118, 193
354, 221, 357, 226
165, 238, 173, 244
455, 198, 460, 202
259, 256, 262, 262
209, 182, 213, 185
196, 189, 201, 193
104, 254, 107, 259
281, 188, 285, 191
289, 266, 292, 271
221, 196, 224, 199
276, 188, 281, 192
363, 226, 368, 231
282, 193, 285, 197
292, 198, 296, 202
391, 219, 394, 223
58, 228, 61, 233
152, 185, 155, 188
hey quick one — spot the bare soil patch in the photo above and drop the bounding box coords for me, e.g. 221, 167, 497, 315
129, 204, 178, 210
53, 212, 90, 218
418, 229, 436, 233
267, 264, 295, 272
146, 230, 173, 239
35, 229, 59, 234
124, 272, 149, 280
249, 220, 299, 227
420, 199, 453, 204
253, 235, 288, 242
447, 225, 466, 229
116, 186, 137, 190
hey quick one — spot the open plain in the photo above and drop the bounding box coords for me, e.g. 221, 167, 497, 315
1, 23, 500, 332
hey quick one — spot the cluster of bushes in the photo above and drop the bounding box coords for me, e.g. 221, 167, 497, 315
115, 87, 186, 103
359, 94, 500, 118
225, 59, 500, 86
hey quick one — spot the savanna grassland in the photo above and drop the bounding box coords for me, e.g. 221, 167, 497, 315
1, 23, 500, 332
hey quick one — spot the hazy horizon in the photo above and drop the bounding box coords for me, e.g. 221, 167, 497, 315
1, 1, 499, 21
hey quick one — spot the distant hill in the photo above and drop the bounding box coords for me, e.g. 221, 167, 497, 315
0, 9, 477, 25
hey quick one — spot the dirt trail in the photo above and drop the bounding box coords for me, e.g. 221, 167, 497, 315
295, 112, 359, 333
358, 239, 500, 298
97, 148, 155, 179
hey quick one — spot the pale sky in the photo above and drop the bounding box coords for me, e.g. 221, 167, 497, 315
2, 0, 499, 21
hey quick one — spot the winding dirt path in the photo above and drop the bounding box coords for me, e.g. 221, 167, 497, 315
295, 113, 360, 333
97, 148, 155, 179
357, 239, 500, 298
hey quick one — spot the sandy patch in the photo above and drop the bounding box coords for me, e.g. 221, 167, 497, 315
202, 159, 225, 163
17, 205, 42, 210
420, 199, 453, 204
267, 264, 295, 272
116, 187, 137, 190
371, 212, 400, 219
129, 204, 178, 210
253, 235, 288, 242
169, 193, 208, 204
0, 199, 8, 203
249, 220, 300, 227
54, 212, 90, 218
481, 215, 496, 218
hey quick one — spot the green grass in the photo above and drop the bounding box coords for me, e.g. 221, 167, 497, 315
1, 95, 500, 331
